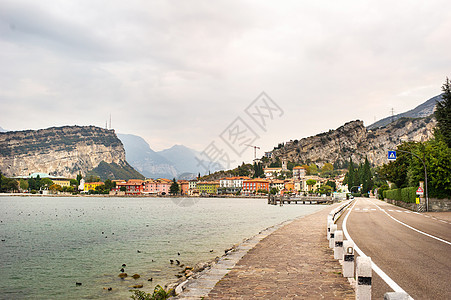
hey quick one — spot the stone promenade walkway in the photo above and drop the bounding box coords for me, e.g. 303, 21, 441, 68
205, 205, 354, 299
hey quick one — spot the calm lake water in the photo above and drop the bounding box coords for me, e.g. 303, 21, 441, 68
0, 196, 324, 299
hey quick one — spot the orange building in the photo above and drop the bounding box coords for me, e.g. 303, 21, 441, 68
242, 179, 270, 194
177, 180, 189, 195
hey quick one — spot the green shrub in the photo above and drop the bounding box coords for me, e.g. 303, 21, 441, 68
383, 187, 416, 203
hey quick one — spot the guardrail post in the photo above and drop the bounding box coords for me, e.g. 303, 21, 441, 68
342, 240, 355, 278
356, 256, 372, 300
383, 292, 409, 300
327, 214, 333, 240
329, 224, 337, 248
334, 230, 343, 260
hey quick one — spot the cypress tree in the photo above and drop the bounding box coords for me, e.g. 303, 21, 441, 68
435, 77, 451, 147
361, 157, 372, 194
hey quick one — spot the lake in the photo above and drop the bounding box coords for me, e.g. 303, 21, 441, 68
0, 196, 324, 299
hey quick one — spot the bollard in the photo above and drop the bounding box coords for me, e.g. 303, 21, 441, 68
356, 256, 372, 300
329, 224, 337, 248
342, 240, 355, 278
334, 230, 344, 260
327, 215, 333, 240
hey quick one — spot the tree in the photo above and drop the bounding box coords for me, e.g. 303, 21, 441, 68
76, 172, 83, 185
1, 177, 19, 192
326, 180, 336, 191
319, 184, 332, 195
346, 158, 357, 189
19, 179, 29, 191
49, 184, 62, 193
104, 179, 116, 191
435, 77, 451, 147
40, 178, 53, 190
253, 162, 264, 178
70, 179, 78, 186
170, 178, 180, 195
321, 163, 334, 177
361, 157, 373, 194
270, 187, 279, 195
306, 179, 317, 191
308, 163, 319, 175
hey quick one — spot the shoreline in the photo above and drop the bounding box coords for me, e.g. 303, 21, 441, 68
167, 206, 330, 298
0, 193, 268, 199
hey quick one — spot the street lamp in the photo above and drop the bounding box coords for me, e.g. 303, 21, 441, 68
391, 149, 429, 212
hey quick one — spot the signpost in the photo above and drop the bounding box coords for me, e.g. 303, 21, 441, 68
388, 151, 397, 161
388, 149, 429, 211
416, 186, 424, 196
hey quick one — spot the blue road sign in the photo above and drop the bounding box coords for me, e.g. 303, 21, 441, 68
388, 151, 397, 160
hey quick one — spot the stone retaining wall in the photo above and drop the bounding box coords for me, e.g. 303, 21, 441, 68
385, 198, 451, 212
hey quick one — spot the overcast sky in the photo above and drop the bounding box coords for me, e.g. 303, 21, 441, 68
1, 0, 450, 166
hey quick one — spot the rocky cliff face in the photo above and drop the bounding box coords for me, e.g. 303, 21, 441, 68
0, 126, 132, 178
270, 116, 436, 167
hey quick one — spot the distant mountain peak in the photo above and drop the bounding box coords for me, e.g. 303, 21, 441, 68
367, 94, 443, 130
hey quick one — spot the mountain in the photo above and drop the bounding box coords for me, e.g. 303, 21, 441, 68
0, 126, 143, 180
158, 145, 223, 175
266, 116, 435, 168
117, 134, 224, 179
117, 134, 178, 179
367, 94, 442, 129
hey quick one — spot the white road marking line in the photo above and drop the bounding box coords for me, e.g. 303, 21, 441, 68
371, 208, 376, 211
388, 209, 394, 212
355, 208, 360, 210
370, 200, 451, 246
425, 215, 431, 218
396, 210, 402, 212
404, 211, 411, 214
439, 220, 447, 223
413, 212, 420, 215
342, 201, 413, 298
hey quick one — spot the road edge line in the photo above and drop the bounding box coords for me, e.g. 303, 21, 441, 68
342, 199, 413, 299
369, 200, 451, 246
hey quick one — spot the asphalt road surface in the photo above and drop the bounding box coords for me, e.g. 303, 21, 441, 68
341, 198, 451, 300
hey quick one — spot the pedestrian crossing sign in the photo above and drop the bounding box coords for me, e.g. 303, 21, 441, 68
388, 151, 397, 160
416, 186, 424, 195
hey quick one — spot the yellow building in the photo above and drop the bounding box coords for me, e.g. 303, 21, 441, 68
83, 182, 104, 192
52, 178, 71, 187
196, 181, 219, 195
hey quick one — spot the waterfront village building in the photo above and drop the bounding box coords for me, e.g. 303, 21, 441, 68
197, 181, 219, 195
142, 178, 171, 195
292, 166, 307, 180
282, 179, 295, 194
219, 176, 250, 194
263, 167, 282, 179
177, 180, 189, 195
113, 179, 144, 195
304, 175, 324, 192
84, 181, 104, 192
188, 179, 198, 196
269, 179, 285, 194
15, 173, 73, 188
242, 179, 270, 194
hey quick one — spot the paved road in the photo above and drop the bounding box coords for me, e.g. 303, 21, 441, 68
343, 198, 451, 299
